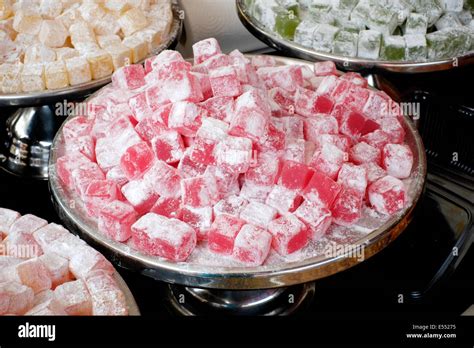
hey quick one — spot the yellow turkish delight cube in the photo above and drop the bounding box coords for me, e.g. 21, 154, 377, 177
134, 28, 162, 52
78, 1, 106, 22
39, 0, 63, 19
122, 35, 148, 63
39, 20, 69, 48
70, 22, 97, 47
0, 63, 23, 93
57, 4, 81, 29
147, 18, 171, 40
74, 42, 100, 53
103, 0, 130, 13
118, 8, 148, 36
44, 61, 69, 89
97, 34, 122, 49
104, 44, 132, 69
65, 56, 91, 86
12, 10, 42, 35
21, 63, 45, 92
86, 49, 114, 79
24, 44, 56, 64
92, 13, 121, 36
55, 47, 80, 61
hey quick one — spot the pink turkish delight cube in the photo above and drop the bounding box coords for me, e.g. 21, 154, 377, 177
128, 90, 154, 120
268, 214, 309, 255
208, 214, 246, 255
151, 130, 185, 164
180, 205, 213, 241
308, 143, 348, 180
303, 170, 341, 208
131, 213, 197, 261
177, 148, 208, 178
65, 135, 96, 161
209, 66, 242, 97
234, 89, 271, 118
191, 71, 213, 99
313, 61, 337, 76
151, 196, 182, 219
106, 166, 129, 189
303, 115, 339, 142
215, 136, 253, 174
85, 272, 128, 316
283, 140, 307, 164
0, 208, 20, 236
349, 142, 382, 165
98, 200, 137, 242
265, 185, 303, 214
0, 282, 34, 315
295, 87, 334, 117
33, 223, 86, 260
121, 178, 158, 213
69, 246, 114, 280
368, 175, 406, 215
120, 141, 154, 180
257, 65, 304, 92
199, 96, 235, 123
229, 108, 268, 142
331, 187, 363, 226
257, 123, 286, 151
143, 161, 181, 198
168, 101, 206, 137
150, 50, 185, 71
361, 129, 391, 149
83, 180, 119, 217
54, 279, 92, 315
340, 84, 370, 112
294, 200, 332, 240
233, 224, 272, 266
240, 180, 271, 203
135, 117, 167, 144
362, 162, 387, 184
71, 162, 105, 197
273, 116, 304, 141
245, 153, 280, 186
269, 87, 295, 116
112, 64, 145, 90
15, 259, 52, 293
382, 143, 413, 179
9, 214, 47, 235
337, 163, 368, 195
181, 175, 219, 208
316, 75, 339, 96
193, 38, 222, 65
279, 160, 314, 192
339, 72, 368, 88
362, 91, 390, 121
38, 253, 71, 288
240, 201, 278, 229
56, 154, 91, 187
378, 117, 405, 144
314, 133, 351, 152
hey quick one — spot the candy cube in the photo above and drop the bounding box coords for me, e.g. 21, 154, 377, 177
268, 214, 309, 256
33, 223, 86, 260
358, 30, 382, 59
229, 107, 268, 142
332, 188, 363, 226
349, 141, 382, 165
192, 53, 232, 74
368, 175, 406, 215
86, 50, 114, 80
278, 160, 313, 192
83, 180, 119, 217
38, 19, 68, 48
0, 282, 34, 315
150, 196, 182, 219
245, 153, 280, 186
177, 148, 208, 178
208, 214, 246, 255
181, 175, 219, 208
337, 163, 368, 195
98, 200, 137, 242
234, 89, 272, 118
294, 199, 332, 240
132, 213, 197, 261
381, 35, 406, 61
21, 64, 45, 92
118, 8, 148, 36
38, 253, 70, 288
180, 205, 213, 241
190, 72, 213, 99
9, 214, 47, 235
362, 162, 387, 185
404, 34, 427, 61
112, 64, 145, 90
257, 65, 304, 92
85, 272, 128, 316
303, 170, 341, 208
314, 133, 351, 152
105, 44, 133, 69
65, 57, 92, 86
313, 24, 340, 53
333, 30, 359, 57
69, 246, 114, 280
44, 61, 69, 90
240, 201, 278, 229
257, 123, 286, 151
214, 195, 248, 217
121, 179, 158, 213
54, 279, 92, 316
128, 91, 153, 121
0, 208, 20, 236
123, 36, 149, 64
313, 61, 337, 77
382, 143, 414, 179
265, 185, 303, 214
26, 297, 66, 316
119, 142, 154, 180
240, 180, 271, 203
233, 224, 272, 266
340, 84, 371, 113
339, 72, 368, 88
106, 166, 129, 189
143, 160, 181, 197
65, 135, 95, 162
151, 130, 185, 164
193, 38, 222, 65
168, 101, 206, 137
269, 87, 295, 116
294, 87, 334, 117
15, 259, 51, 293
308, 143, 348, 180
251, 55, 277, 68
12, 10, 42, 35
209, 66, 242, 97
304, 115, 339, 142
199, 96, 235, 123
71, 162, 105, 197
283, 139, 306, 164
215, 136, 253, 174
378, 117, 405, 144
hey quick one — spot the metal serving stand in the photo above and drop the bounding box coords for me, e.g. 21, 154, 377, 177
48, 55, 426, 315
236, 0, 474, 74
0, 2, 184, 179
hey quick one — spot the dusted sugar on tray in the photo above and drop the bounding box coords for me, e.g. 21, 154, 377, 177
0, 209, 130, 316
55, 37, 419, 268
244, 0, 474, 62
0, 0, 174, 93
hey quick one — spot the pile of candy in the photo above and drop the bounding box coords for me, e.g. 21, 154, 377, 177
245, 0, 474, 61
0, 0, 172, 93
56, 38, 415, 267
0, 209, 129, 315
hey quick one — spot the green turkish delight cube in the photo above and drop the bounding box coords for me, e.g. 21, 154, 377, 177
351, 0, 371, 23
308, 7, 335, 25
253, 0, 280, 29
275, 9, 301, 39
390, 0, 412, 25
435, 12, 462, 31
358, 29, 382, 59
334, 0, 360, 11
426, 28, 470, 59
414, 0, 444, 26
333, 30, 359, 56
335, 17, 366, 33
381, 35, 406, 60
405, 13, 428, 34
312, 24, 340, 53
404, 34, 427, 61
367, 6, 399, 36
294, 19, 318, 47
